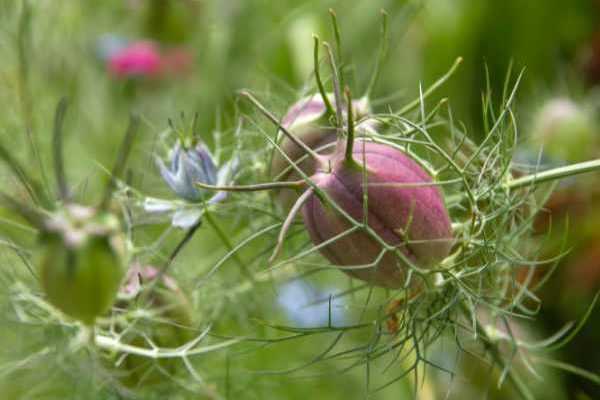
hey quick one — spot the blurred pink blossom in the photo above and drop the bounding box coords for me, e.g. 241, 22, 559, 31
107, 41, 162, 79
120, 263, 180, 298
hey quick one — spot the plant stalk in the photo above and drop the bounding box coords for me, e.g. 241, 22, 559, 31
203, 208, 254, 282
507, 159, 600, 189
344, 87, 355, 163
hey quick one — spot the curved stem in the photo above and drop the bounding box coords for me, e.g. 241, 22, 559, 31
0, 137, 50, 206
397, 57, 463, 115
204, 208, 254, 282
196, 180, 305, 192
313, 35, 335, 119
329, 9, 344, 90
365, 9, 389, 99
99, 114, 140, 210
140, 217, 203, 305
0, 191, 43, 229
52, 98, 69, 200
269, 187, 313, 264
240, 91, 324, 163
324, 42, 343, 132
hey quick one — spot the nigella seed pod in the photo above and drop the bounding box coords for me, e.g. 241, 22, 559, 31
39, 205, 127, 325
271, 93, 374, 210
202, 91, 452, 289
156, 141, 218, 202
302, 140, 453, 289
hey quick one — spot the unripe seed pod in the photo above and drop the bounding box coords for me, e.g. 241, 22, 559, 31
302, 140, 453, 288
39, 205, 126, 325
271, 94, 374, 210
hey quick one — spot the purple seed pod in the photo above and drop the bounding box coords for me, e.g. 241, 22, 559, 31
271, 93, 373, 210
203, 91, 452, 289
302, 140, 453, 289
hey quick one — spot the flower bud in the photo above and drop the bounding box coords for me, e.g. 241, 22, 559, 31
39, 205, 127, 325
302, 140, 453, 288
156, 141, 218, 202
271, 93, 373, 210
530, 98, 596, 163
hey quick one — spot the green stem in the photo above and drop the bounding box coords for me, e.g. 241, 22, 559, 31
329, 9, 344, 90
52, 98, 69, 200
530, 356, 600, 385
0, 141, 47, 206
447, 159, 600, 206
99, 114, 140, 210
313, 35, 335, 119
324, 42, 344, 132
344, 87, 355, 164
195, 180, 305, 192
17, 0, 33, 140
507, 159, 600, 189
142, 216, 203, 303
203, 208, 254, 282
365, 10, 389, 99
398, 57, 463, 115
240, 91, 323, 163
0, 191, 43, 228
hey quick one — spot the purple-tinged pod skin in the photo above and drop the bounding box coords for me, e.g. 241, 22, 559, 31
271, 94, 373, 210
302, 140, 453, 289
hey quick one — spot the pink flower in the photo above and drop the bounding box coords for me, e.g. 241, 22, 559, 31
107, 41, 162, 79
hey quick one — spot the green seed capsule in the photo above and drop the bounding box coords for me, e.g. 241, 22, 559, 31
39, 205, 126, 325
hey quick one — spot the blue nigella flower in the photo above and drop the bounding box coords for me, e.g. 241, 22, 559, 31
148, 139, 237, 229
156, 142, 218, 202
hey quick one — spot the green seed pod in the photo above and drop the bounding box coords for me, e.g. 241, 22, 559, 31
39, 204, 126, 325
